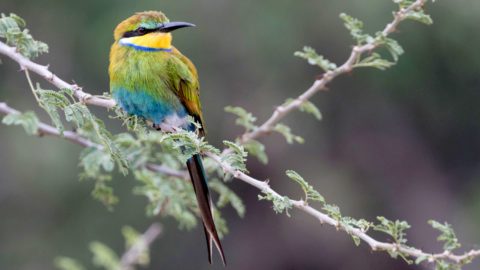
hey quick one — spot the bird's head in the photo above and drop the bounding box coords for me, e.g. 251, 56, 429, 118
113, 11, 195, 51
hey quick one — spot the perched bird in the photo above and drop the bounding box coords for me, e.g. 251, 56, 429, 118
109, 11, 226, 265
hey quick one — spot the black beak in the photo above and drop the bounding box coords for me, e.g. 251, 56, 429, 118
158, 21, 196, 33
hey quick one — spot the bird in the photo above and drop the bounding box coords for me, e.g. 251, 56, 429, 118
108, 11, 226, 265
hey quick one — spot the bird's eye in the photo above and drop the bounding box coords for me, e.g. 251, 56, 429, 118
137, 27, 146, 34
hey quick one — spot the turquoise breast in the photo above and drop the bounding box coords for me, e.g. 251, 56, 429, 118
113, 88, 188, 125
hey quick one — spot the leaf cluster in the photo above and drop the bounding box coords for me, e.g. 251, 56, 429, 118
373, 216, 412, 262
258, 191, 293, 217
30, 87, 128, 207
224, 105, 305, 164
224, 106, 257, 133
0, 13, 48, 58
296, 1, 433, 72
55, 226, 151, 270
224, 106, 269, 163
2, 110, 39, 135
2, 85, 245, 234
286, 170, 324, 204
274, 123, 304, 144
222, 140, 248, 173
429, 220, 461, 251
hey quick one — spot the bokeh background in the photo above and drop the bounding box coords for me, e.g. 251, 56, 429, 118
1, 0, 480, 269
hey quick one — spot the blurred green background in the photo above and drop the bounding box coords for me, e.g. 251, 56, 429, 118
1, 0, 480, 269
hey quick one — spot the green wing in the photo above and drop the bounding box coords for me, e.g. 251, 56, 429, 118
168, 47, 205, 135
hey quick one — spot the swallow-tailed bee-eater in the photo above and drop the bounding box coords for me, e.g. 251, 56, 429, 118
109, 11, 226, 265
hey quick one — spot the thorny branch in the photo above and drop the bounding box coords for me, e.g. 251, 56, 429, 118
2, 0, 480, 268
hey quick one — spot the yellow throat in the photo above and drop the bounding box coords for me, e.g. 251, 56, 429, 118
119, 32, 172, 50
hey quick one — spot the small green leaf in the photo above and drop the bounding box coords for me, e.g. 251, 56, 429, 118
2, 111, 39, 135
54, 257, 86, 270
404, 10, 433, 25
160, 130, 219, 163
209, 179, 246, 217
354, 53, 395, 70
91, 181, 119, 209
82, 114, 129, 174
339, 13, 373, 44
373, 216, 410, 245
322, 203, 342, 221
80, 147, 115, 176
285, 98, 322, 121
222, 140, 248, 172
429, 220, 461, 251
393, 0, 416, 9
133, 169, 198, 229
376, 34, 404, 62
351, 235, 361, 246
434, 260, 462, 270
79, 147, 119, 208
415, 254, 429, 265
89, 242, 120, 270
224, 106, 257, 132
274, 123, 304, 144
244, 139, 268, 164
286, 170, 324, 204
342, 217, 372, 232
294, 46, 337, 72
340, 216, 373, 246
37, 88, 70, 133
122, 226, 150, 266
299, 100, 322, 120
64, 103, 90, 127
258, 191, 293, 217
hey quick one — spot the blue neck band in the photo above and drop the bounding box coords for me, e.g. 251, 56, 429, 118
120, 42, 172, 52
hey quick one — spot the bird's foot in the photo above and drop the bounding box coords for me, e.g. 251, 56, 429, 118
157, 123, 182, 133
152, 123, 162, 131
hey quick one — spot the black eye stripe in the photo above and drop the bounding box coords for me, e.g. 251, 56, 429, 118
122, 27, 157, 38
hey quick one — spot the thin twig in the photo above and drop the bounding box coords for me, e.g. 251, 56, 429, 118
120, 223, 163, 270
24, 69, 40, 103
145, 163, 189, 179
0, 42, 116, 108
